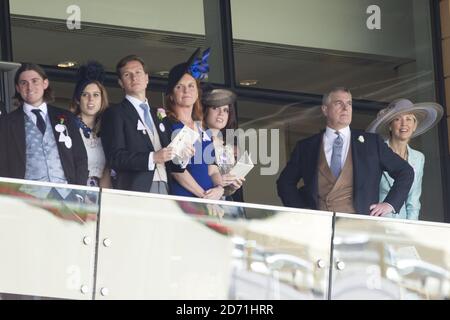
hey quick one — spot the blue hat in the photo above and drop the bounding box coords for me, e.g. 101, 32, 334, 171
73, 61, 105, 101
166, 48, 210, 95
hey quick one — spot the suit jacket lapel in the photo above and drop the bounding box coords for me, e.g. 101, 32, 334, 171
10, 107, 26, 166
121, 99, 141, 123
350, 130, 363, 190
150, 107, 169, 146
310, 132, 323, 203
48, 106, 71, 175
120, 99, 153, 146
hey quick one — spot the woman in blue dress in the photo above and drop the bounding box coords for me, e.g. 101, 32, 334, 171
367, 98, 443, 220
165, 49, 224, 200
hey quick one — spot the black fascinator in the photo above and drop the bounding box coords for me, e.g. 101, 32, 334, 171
73, 61, 106, 101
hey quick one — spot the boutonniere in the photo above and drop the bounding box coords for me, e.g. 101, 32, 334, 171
56, 114, 67, 125
358, 135, 365, 143
55, 115, 72, 149
157, 108, 167, 121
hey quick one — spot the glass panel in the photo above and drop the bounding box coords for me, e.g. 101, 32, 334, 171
96, 189, 333, 299
331, 213, 450, 300
237, 99, 405, 204
10, 0, 224, 82
236, 94, 444, 221
50, 79, 166, 111
0, 177, 99, 299
231, 0, 436, 102
231, 0, 445, 214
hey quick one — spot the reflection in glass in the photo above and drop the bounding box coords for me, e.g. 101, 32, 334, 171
96, 190, 332, 299
332, 215, 450, 300
231, 0, 435, 102
0, 179, 99, 223
11, 0, 207, 75
0, 178, 99, 299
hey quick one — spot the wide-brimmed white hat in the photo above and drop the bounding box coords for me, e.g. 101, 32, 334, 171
366, 98, 444, 139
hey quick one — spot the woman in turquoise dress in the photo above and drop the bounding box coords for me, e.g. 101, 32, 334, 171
367, 98, 443, 220
165, 48, 224, 200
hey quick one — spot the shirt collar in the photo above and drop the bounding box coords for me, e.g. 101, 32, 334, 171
325, 126, 350, 140
126, 95, 148, 109
23, 102, 48, 117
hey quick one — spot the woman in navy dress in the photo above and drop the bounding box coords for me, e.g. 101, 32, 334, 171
165, 49, 224, 200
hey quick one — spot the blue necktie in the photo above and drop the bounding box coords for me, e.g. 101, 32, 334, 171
330, 131, 343, 178
31, 109, 46, 135
139, 103, 155, 135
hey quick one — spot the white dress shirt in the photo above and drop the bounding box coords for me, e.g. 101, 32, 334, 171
323, 126, 351, 169
23, 102, 48, 125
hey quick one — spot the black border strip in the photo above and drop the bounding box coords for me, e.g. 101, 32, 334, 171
91, 188, 103, 300
0, 0, 12, 61
327, 212, 336, 300
430, 0, 450, 223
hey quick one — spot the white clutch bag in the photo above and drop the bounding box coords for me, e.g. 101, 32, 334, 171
168, 125, 200, 160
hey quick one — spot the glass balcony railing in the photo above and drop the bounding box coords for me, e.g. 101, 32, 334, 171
331, 213, 450, 300
0, 177, 448, 300
0, 177, 99, 300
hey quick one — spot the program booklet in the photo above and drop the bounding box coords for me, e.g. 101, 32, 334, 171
168, 125, 200, 159
229, 151, 254, 178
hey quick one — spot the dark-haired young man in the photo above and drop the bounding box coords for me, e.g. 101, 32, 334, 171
0, 63, 87, 189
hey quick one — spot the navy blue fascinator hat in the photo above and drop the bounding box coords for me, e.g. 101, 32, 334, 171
73, 61, 106, 101
166, 47, 210, 95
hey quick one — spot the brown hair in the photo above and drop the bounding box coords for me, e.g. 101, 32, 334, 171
70, 80, 109, 135
14, 63, 54, 105
164, 77, 203, 123
116, 55, 147, 78
203, 102, 237, 136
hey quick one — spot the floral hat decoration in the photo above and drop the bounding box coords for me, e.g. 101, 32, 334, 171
165, 47, 210, 95
366, 98, 444, 140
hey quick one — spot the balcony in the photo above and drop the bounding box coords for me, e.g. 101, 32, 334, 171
0, 177, 449, 300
